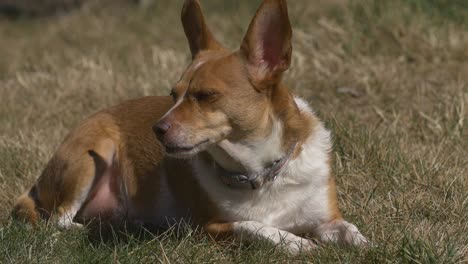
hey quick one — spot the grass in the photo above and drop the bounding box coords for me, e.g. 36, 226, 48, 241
0, 0, 467, 262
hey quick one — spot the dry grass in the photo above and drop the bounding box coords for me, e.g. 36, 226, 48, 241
0, 0, 467, 262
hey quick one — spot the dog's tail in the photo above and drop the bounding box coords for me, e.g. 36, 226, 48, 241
11, 185, 44, 225
11, 156, 58, 225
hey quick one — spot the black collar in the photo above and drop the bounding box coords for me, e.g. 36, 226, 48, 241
216, 142, 297, 190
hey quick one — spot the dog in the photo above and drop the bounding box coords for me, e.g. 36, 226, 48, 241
13, 0, 367, 253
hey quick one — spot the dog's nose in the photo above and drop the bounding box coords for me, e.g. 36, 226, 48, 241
153, 121, 171, 139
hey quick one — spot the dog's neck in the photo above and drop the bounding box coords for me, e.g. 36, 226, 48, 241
206, 96, 312, 176
207, 117, 285, 174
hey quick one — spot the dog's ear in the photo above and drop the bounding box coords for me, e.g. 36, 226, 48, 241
240, 0, 292, 86
181, 0, 223, 58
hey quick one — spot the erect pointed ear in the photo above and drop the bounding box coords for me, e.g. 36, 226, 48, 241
240, 0, 292, 86
181, 0, 223, 58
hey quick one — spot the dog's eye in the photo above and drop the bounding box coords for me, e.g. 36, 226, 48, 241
193, 91, 217, 101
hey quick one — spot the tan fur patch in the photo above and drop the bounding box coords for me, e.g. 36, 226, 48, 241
327, 173, 343, 221
12, 193, 40, 225
204, 222, 235, 240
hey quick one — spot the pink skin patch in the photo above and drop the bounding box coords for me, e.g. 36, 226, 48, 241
79, 159, 121, 221
260, 20, 283, 67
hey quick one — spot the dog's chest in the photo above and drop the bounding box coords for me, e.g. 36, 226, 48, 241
192, 157, 331, 232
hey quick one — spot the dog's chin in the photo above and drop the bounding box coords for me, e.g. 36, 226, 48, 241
164, 139, 210, 159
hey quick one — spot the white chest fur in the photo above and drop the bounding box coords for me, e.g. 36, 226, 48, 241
192, 98, 334, 233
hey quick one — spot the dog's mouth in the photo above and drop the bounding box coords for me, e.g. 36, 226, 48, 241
164, 139, 210, 156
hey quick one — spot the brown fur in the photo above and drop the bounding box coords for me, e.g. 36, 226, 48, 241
13, 96, 178, 225
181, 0, 224, 57
203, 222, 235, 241
327, 175, 343, 221
159, 0, 312, 156
12, 193, 40, 225
164, 155, 221, 225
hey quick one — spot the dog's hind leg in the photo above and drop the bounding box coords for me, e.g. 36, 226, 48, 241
54, 138, 117, 229
13, 138, 117, 229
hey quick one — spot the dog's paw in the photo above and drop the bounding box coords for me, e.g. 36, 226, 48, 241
316, 219, 368, 246
347, 228, 368, 246
280, 236, 318, 254
56, 217, 84, 230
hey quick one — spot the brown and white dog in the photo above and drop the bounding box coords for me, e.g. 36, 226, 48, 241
13, 0, 367, 253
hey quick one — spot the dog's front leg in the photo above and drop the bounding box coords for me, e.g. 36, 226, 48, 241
205, 221, 316, 254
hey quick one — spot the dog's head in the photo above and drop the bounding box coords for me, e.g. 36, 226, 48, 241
154, 0, 299, 158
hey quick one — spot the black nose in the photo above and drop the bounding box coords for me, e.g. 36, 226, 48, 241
153, 121, 171, 139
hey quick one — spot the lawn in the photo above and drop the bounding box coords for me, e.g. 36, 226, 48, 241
0, 0, 467, 262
